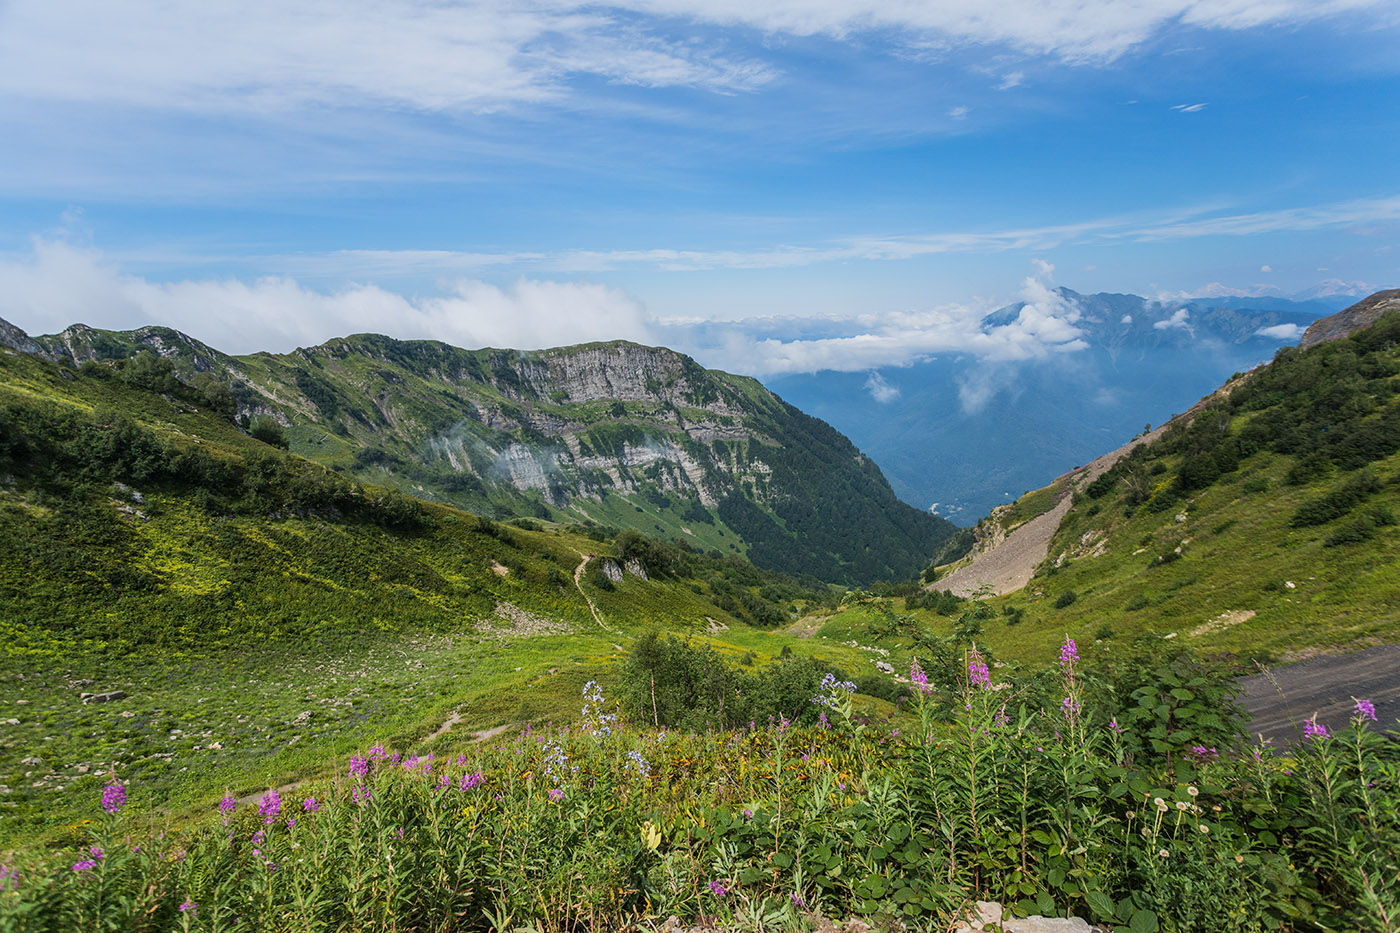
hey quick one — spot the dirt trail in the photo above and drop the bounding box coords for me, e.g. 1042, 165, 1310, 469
934, 423, 1171, 598
573, 553, 614, 631
235, 717, 517, 803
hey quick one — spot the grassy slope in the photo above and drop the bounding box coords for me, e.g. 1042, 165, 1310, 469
0, 348, 885, 844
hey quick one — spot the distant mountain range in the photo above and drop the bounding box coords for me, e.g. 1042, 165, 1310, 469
0, 317, 957, 585
765, 289, 1351, 521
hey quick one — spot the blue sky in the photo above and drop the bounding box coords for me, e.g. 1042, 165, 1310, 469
1, 0, 1398, 373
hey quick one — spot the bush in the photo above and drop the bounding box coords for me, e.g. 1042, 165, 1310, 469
249, 416, 289, 449
1053, 590, 1078, 609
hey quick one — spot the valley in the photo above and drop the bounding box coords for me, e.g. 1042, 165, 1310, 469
0, 295, 1397, 931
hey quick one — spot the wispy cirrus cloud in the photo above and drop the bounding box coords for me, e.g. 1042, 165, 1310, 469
1, 0, 1391, 119
264, 194, 1400, 278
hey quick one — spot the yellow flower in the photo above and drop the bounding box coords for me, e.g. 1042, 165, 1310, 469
640, 820, 662, 852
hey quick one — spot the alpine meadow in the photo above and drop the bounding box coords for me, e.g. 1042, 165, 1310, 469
2, 1, 1400, 932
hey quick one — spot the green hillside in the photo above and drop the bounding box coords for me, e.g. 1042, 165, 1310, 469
11, 322, 958, 585
0, 345, 897, 842
954, 311, 1400, 665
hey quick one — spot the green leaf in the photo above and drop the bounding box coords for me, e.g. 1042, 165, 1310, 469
1129, 909, 1159, 933
1086, 891, 1115, 920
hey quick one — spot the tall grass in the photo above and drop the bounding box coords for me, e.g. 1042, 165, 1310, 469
2, 649, 1395, 932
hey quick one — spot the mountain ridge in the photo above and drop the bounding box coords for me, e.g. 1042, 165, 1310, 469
1, 316, 956, 585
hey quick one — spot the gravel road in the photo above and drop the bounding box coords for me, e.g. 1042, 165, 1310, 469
1238, 644, 1400, 746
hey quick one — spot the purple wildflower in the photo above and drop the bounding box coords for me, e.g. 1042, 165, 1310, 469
1061, 696, 1081, 717
708, 880, 728, 897
625, 750, 650, 779
259, 790, 282, 824
548, 788, 565, 802
1354, 698, 1378, 723
352, 785, 372, 806
1059, 636, 1078, 669
88, 847, 104, 860
219, 793, 236, 817
460, 771, 484, 791
100, 781, 126, 814
72, 860, 98, 873
1189, 745, 1219, 763
910, 660, 932, 695
968, 653, 990, 689
743, 808, 754, 819
179, 899, 197, 915
791, 892, 805, 907
1108, 718, 1123, 735
1304, 716, 1329, 741
435, 774, 449, 792
348, 755, 369, 778
302, 796, 320, 813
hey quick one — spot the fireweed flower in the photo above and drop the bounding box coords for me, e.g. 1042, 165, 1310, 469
1189, 746, 1219, 764
548, 788, 565, 802
179, 899, 197, 915
101, 781, 126, 814
1059, 636, 1078, 669
352, 785, 372, 806
259, 790, 282, 824
1354, 698, 1378, 723
348, 755, 369, 778
302, 796, 320, 813
460, 771, 484, 791
968, 653, 991, 689
708, 880, 728, 897
1060, 696, 1081, 718
1304, 715, 1330, 741
72, 860, 98, 873
219, 794, 236, 817
910, 660, 932, 695
1108, 718, 1123, 734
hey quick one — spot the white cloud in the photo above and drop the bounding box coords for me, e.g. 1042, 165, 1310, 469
1171, 102, 1208, 112
0, 240, 1092, 379
1260, 264, 1273, 272
997, 71, 1025, 89
694, 266, 1087, 375
1153, 308, 1192, 331
630, 0, 1389, 63
1256, 323, 1302, 340
0, 237, 655, 354
0, 0, 1389, 117
864, 371, 900, 402
0, 1, 773, 117
1120, 314, 1133, 324
948, 105, 971, 119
